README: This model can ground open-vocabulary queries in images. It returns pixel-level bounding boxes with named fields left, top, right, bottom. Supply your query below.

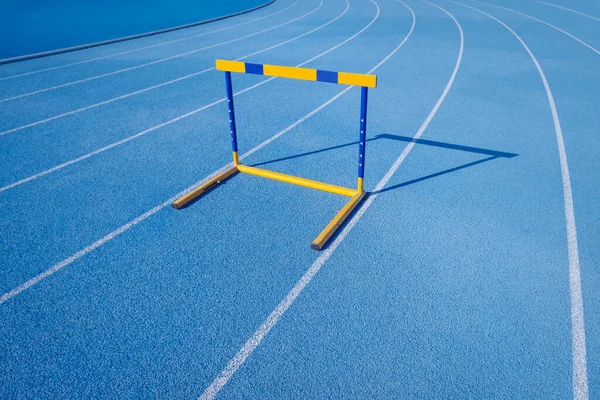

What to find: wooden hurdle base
left=171, top=163, right=366, bottom=250
left=171, top=165, right=239, bottom=210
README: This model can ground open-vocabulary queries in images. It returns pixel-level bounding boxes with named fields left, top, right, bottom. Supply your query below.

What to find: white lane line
left=451, top=3, right=588, bottom=399
left=533, top=0, right=600, bottom=23
left=0, top=1, right=299, bottom=82
left=0, top=0, right=348, bottom=137
left=199, top=0, right=450, bottom=397
left=0, top=0, right=355, bottom=192
left=471, top=0, right=600, bottom=56
left=0, top=0, right=381, bottom=304
left=0, top=0, right=324, bottom=103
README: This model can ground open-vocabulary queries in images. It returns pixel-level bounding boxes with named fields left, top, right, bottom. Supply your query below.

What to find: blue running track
left=1, top=0, right=599, bottom=398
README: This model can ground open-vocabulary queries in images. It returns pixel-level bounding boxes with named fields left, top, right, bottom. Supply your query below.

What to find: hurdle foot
left=311, top=190, right=366, bottom=250
left=171, top=165, right=238, bottom=209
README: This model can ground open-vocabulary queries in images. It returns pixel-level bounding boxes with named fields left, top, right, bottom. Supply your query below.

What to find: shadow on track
left=251, top=133, right=518, bottom=190
left=246, top=132, right=518, bottom=249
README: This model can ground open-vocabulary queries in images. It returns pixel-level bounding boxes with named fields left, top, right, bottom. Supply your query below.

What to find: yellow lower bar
left=311, top=190, right=366, bottom=250
left=237, top=164, right=357, bottom=197
left=171, top=165, right=238, bottom=209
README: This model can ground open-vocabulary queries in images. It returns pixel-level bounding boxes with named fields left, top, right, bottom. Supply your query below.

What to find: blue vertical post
left=357, top=86, right=368, bottom=192
left=225, top=71, right=239, bottom=165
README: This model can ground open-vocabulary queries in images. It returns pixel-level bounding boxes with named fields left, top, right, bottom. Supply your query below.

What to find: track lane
left=469, top=0, right=600, bottom=56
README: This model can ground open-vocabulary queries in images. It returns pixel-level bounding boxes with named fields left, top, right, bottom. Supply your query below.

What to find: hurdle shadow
left=249, top=134, right=517, bottom=250
left=370, top=134, right=518, bottom=194
left=252, top=133, right=518, bottom=182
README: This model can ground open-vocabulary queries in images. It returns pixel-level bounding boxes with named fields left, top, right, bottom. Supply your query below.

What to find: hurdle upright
left=172, top=60, right=377, bottom=250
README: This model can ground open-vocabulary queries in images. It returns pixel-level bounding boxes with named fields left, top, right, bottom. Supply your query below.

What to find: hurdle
left=172, top=59, right=376, bottom=250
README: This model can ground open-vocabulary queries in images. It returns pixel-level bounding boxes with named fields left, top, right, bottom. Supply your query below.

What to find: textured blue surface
left=0, top=0, right=268, bottom=59
left=1, top=0, right=599, bottom=398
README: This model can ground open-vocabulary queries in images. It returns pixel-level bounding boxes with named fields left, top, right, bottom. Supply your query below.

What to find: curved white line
left=533, top=0, right=600, bottom=23
left=471, top=0, right=600, bottom=56
left=0, top=0, right=353, bottom=192
left=0, top=0, right=380, bottom=304
left=0, top=1, right=300, bottom=82
left=452, top=2, right=588, bottom=399
left=0, top=0, right=324, bottom=103
left=199, top=0, right=449, bottom=397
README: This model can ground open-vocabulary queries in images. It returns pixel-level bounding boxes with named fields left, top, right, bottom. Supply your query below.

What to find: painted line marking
left=0, top=0, right=324, bottom=103
left=533, top=0, right=600, bottom=23
left=470, top=0, right=600, bottom=56
left=0, top=0, right=381, bottom=303
left=451, top=2, right=588, bottom=398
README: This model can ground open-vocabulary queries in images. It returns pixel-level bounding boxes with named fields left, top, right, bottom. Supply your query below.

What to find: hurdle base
left=311, top=190, right=366, bottom=251
left=172, top=162, right=365, bottom=250
left=171, top=165, right=238, bottom=209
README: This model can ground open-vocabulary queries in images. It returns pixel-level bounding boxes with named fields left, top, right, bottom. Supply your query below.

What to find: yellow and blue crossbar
left=172, top=60, right=376, bottom=250
left=216, top=59, right=377, bottom=88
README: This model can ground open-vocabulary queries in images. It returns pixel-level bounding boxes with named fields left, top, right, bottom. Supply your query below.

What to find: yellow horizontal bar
left=216, top=59, right=245, bottom=73
left=338, top=71, right=377, bottom=88
left=263, top=64, right=317, bottom=81
left=171, top=165, right=238, bottom=209
left=311, top=190, right=366, bottom=250
left=237, top=164, right=356, bottom=197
